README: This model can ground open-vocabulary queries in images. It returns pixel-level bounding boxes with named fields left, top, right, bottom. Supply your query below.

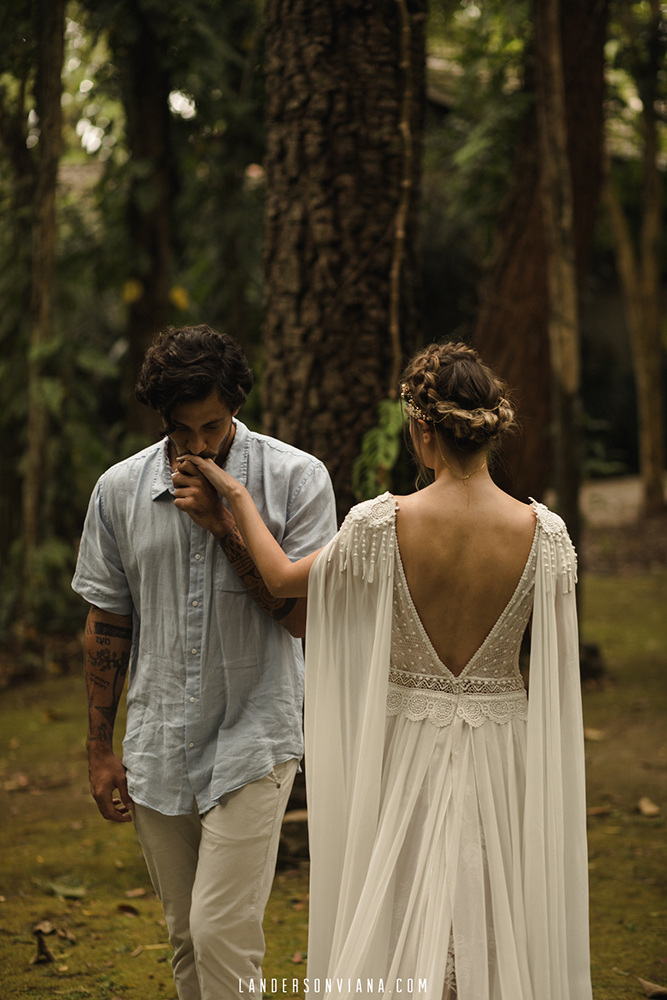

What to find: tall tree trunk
left=262, top=0, right=425, bottom=517
left=111, top=7, right=174, bottom=436
left=21, top=0, right=65, bottom=610
left=0, top=67, right=38, bottom=576
left=604, top=3, right=666, bottom=516
left=473, top=0, right=607, bottom=512
left=534, top=0, right=582, bottom=547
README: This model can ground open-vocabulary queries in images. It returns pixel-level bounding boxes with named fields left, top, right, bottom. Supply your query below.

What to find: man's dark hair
left=135, top=325, right=254, bottom=423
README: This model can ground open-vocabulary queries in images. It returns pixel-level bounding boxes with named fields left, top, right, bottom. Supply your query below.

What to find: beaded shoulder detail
left=530, top=498, right=577, bottom=594
left=327, top=492, right=397, bottom=582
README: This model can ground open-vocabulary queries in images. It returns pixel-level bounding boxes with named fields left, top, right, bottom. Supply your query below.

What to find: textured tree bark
left=603, top=4, right=666, bottom=515
left=534, top=0, right=582, bottom=548
left=21, top=0, right=65, bottom=607
left=262, top=0, right=425, bottom=517
left=473, top=0, right=607, bottom=511
left=111, top=8, right=174, bottom=436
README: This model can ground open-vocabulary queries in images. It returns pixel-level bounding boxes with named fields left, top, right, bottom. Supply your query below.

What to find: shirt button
left=191, top=648, right=197, bottom=655
left=188, top=742, right=194, bottom=749
left=192, top=600, right=199, bottom=607
left=189, top=697, right=195, bottom=703
left=194, top=554, right=201, bottom=561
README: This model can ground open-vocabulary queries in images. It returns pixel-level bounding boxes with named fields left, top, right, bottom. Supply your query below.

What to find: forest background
left=0, top=0, right=665, bottom=658
left=1, top=3, right=667, bottom=999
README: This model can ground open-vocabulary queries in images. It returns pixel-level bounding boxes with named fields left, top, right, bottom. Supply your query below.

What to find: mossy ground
left=1, top=574, right=666, bottom=999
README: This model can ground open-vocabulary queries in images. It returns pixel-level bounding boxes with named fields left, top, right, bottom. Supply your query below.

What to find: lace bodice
left=387, top=512, right=539, bottom=729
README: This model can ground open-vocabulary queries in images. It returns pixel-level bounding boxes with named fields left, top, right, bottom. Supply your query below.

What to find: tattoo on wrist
left=219, top=527, right=297, bottom=623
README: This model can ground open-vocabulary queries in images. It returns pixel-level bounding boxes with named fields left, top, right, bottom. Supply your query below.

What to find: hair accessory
left=400, top=383, right=429, bottom=421
left=401, top=382, right=505, bottom=424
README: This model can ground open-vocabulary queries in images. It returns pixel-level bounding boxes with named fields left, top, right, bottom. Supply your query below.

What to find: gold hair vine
left=401, top=382, right=504, bottom=424
left=400, top=383, right=429, bottom=421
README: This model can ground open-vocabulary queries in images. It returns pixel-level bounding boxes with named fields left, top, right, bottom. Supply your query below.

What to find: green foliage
left=352, top=400, right=405, bottom=501
left=422, top=0, right=532, bottom=340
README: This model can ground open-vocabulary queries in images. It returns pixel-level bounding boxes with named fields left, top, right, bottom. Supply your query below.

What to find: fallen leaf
left=57, top=964, right=68, bottom=972
left=33, top=920, right=55, bottom=935
left=118, top=903, right=139, bottom=916
left=292, top=951, right=303, bottom=964
left=69, top=821, right=83, bottom=831
left=638, top=978, right=667, bottom=998
left=638, top=797, right=661, bottom=817
left=29, top=930, right=55, bottom=964
left=125, top=887, right=146, bottom=898
left=48, top=882, right=86, bottom=900
left=104, top=960, right=115, bottom=968
left=139, top=943, right=171, bottom=951
left=114, top=860, right=125, bottom=870
left=283, top=809, right=308, bottom=823
left=130, top=946, right=143, bottom=957
left=0, top=896, right=6, bottom=902
left=4, top=773, right=29, bottom=792
left=8, top=737, right=19, bottom=749
left=584, top=728, right=606, bottom=742
left=587, top=805, right=612, bottom=817
left=57, top=926, right=77, bottom=943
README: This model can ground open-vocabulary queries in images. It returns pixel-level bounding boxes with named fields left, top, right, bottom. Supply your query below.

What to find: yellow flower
left=169, top=286, right=190, bottom=311
left=122, top=279, right=143, bottom=305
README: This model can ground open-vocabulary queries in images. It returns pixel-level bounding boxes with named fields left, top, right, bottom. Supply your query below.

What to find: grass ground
left=0, top=574, right=665, bottom=1000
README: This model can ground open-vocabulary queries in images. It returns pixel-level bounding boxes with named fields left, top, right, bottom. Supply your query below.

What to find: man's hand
left=172, top=461, right=234, bottom=538
left=88, top=743, right=133, bottom=823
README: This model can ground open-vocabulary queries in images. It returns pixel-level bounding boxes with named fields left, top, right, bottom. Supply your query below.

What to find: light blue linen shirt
left=72, top=419, right=337, bottom=816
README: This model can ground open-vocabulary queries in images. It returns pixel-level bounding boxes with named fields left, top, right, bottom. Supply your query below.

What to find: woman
left=179, top=343, right=592, bottom=1000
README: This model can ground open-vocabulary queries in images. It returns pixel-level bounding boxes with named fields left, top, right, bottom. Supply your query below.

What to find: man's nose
left=186, top=434, right=206, bottom=454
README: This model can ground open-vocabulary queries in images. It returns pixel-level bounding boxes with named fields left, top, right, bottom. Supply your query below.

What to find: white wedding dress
left=304, top=492, right=592, bottom=1000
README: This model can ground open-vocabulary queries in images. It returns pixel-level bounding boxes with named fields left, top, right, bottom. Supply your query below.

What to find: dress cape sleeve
left=304, top=493, right=397, bottom=981
left=524, top=502, right=592, bottom=999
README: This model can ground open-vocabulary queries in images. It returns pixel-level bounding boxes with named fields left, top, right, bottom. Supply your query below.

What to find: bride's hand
left=176, top=454, right=241, bottom=500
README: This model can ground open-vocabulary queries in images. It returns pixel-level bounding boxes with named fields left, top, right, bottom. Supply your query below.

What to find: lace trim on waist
left=386, top=680, right=528, bottom=729
left=388, top=666, right=525, bottom=695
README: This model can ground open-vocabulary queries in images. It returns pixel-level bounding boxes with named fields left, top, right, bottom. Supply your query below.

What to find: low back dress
left=305, top=492, right=592, bottom=1000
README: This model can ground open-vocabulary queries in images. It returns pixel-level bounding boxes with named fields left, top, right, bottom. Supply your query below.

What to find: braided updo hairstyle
left=401, top=342, right=515, bottom=456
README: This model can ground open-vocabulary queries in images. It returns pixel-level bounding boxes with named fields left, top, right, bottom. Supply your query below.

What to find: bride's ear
left=417, top=419, right=432, bottom=444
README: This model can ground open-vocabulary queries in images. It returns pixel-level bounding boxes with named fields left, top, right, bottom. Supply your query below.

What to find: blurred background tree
left=0, top=0, right=665, bottom=668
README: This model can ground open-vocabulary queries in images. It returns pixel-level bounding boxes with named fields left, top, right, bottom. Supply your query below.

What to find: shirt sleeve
left=282, top=461, right=338, bottom=562
left=71, top=477, right=134, bottom=616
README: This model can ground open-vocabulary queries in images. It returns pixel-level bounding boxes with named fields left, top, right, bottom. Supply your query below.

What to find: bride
left=177, top=342, right=592, bottom=1000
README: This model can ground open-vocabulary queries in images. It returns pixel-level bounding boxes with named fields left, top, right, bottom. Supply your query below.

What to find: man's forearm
left=219, top=525, right=304, bottom=635
left=85, top=607, right=133, bottom=751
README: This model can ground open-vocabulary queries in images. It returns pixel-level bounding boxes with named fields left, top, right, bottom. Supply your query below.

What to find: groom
left=72, top=325, right=337, bottom=999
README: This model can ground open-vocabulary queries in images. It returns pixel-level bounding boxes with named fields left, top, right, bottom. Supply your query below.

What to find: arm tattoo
left=85, top=613, right=132, bottom=747
left=219, top=525, right=297, bottom=623
left=94, top=621, right=133, bottom=640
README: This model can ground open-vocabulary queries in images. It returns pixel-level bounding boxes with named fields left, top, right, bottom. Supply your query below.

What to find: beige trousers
left=133, top=759, right=298, bottom=1000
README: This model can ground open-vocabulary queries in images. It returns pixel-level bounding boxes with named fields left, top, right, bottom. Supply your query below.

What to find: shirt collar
left=151, top=438, right=175, bottom=500
left=150, top=420, right=250, bottom=502
left=222, top=419, right=249, bottom=487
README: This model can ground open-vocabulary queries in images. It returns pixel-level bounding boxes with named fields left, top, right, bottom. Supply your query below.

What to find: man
left=72, top=325, right=337, bottom=1000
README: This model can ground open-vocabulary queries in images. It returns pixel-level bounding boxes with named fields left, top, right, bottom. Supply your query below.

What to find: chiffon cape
left=304, top=494, right=592, bottom=1000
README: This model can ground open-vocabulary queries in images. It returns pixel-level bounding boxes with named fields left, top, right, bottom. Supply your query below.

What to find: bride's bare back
left=395, top=478, right=536, bottom=677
